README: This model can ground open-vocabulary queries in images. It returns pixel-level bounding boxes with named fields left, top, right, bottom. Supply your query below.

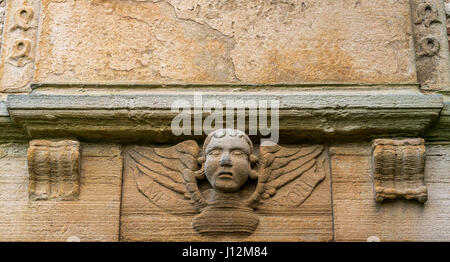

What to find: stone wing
left=127, top=140, right=204, bottom=213
left=258, top=144, right=328, bottom=207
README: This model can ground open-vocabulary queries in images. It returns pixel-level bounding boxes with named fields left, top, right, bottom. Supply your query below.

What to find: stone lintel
left=4, top=89, right=443, bottom=143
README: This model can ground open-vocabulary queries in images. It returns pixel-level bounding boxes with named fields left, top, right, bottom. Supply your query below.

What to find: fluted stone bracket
left=27, top=139, right=81, bottom=201
left=371, top=138, right=427, bottom=203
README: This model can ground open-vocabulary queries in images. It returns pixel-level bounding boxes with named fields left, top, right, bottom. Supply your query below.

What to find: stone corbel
left=27, top=139, right=81, bottom=201
left=371, top=138, right=427, bottom=203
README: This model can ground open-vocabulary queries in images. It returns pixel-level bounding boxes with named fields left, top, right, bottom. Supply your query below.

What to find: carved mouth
left=218, top=171, right=233, bottom=179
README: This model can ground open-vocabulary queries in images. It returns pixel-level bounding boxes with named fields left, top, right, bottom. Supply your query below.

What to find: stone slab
left=5, top=88, right=442, bottom=143
left=0, top=143, right=122, bottom=241
left=33, top=0, right=417, bottom=85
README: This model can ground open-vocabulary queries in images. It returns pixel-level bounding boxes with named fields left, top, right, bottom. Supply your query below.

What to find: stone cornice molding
left=1, top=88, right=443, bottom=143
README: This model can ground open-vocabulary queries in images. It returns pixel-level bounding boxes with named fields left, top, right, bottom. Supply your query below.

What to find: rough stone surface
left=34, top=0, right=417, bottom=85
left=331, top=143, right=450, bottom=241
left=0, top=143, right=122, bottom=241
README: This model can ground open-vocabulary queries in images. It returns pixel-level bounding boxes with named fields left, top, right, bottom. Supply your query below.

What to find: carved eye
left=208, top=149, right=221, bottom=156
left=231, top=150, right=245, bottom=156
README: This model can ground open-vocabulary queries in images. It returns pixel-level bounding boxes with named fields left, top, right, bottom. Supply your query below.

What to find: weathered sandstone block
left=0, top=143, right=122, bottom=241
left=33, top=0, right=417, bottom=85
left=331, top=143, right=450, bottom=241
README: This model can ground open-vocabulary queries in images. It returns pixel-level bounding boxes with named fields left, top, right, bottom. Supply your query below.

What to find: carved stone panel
left=371, top=138, right=427, bottom=203
left=411, top=0, right=450, bottom=91
left=0, top=0, right=40, bottom=93
left=27, top=139, right=81, bottom=201
left=120, top=129, right=332, bottom=241
left=0, top=0, right=5, bottom=46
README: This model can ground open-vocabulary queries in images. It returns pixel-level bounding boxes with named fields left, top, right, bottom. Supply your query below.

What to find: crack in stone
left=161, top=0, right=241, bottom=82
left=94, top=0, right=241, bottom=82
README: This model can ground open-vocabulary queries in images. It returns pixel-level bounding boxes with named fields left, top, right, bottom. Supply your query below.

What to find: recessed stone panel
left=120, top=138, right=333, bottom=241
left=34, top=0, right=417, bottom=85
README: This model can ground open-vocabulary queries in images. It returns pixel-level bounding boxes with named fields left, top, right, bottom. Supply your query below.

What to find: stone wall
left=0, top=0, right=449, bottom=242
left=1, top=142, right=449, bottom=241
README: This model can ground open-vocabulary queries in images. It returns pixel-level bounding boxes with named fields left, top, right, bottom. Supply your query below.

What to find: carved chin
left=213, top=179, right=241, bottom=193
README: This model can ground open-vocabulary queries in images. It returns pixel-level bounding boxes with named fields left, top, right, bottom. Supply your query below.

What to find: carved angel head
left=128, top=128, right=328, bottom=234
left=197, top=129, right=258, bottom=193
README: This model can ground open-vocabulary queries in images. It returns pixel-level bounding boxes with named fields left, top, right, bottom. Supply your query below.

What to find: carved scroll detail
left=371, top=138, right=427, bottom=203
left=9, top=39, right=32, bottom=67
left=411, top=0, right=450, bottom=91
left=11, top=6, right=34, bottom=31
left=417, top=36, right=440, bottom=57
left=415, top=2, right=441, bottom=27
left=27, top=140, right=81, bottom=201
left=0, top=1, right=40, bottom=93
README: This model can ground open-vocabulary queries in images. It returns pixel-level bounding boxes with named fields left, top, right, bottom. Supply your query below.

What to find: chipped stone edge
left=0, top=98, right=28, bottom=142
left=425, top=101, right=450, bottom=141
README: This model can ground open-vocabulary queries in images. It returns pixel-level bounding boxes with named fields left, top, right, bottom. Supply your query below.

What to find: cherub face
left=204, top=136, right=252, bottom=193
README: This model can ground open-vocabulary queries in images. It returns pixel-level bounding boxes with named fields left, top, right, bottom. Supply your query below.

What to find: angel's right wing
left=126, top=140, right=206, bottom=214
left=256, top=143, right=329, bottom=207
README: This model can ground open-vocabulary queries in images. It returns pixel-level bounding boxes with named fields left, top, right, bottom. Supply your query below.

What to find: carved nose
left=219, top=154, right=232, bottom=166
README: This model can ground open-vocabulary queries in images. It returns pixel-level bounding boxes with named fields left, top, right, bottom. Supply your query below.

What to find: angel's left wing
left=126, top=140, right=205, bottom=214
left=257, top=144, right=328, bottom=207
